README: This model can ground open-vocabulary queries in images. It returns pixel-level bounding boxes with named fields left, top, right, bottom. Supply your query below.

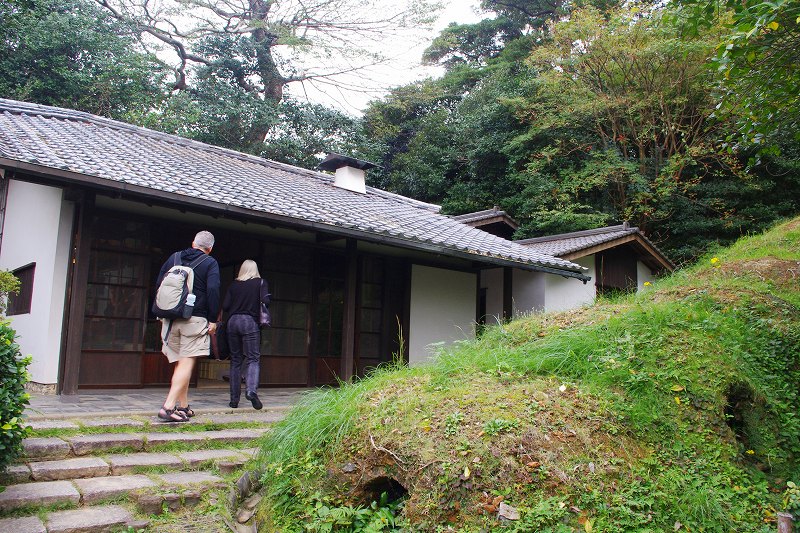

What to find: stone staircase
left=0, top=409, right=286, bottom=532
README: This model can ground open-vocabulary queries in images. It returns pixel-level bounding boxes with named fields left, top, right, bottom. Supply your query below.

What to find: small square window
left=7, top=263, right=35, bottom=315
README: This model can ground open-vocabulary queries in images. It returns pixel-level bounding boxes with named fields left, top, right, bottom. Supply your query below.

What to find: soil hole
left=724, top=382, right=755, bottom=447
left=361, top=476, right=408, bottom=505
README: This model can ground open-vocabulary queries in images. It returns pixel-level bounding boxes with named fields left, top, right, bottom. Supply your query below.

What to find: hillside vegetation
left=253, top=218, right=800, bottom=532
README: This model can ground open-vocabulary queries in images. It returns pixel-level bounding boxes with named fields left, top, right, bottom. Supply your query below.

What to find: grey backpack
left=152, top=252, right=209, bottom=320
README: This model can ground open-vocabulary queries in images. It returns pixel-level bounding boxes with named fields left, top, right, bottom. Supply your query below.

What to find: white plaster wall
left=479, top=268, right=504, bottom=326
left=544, top=256, right=596, bottom=312
left=408, top=265, right=476, bottom=365
left=512, top=269, right=546, bottom=317
left=637, top=260, right=655, bottom=290
left=0, top=180, right=74, bottom=384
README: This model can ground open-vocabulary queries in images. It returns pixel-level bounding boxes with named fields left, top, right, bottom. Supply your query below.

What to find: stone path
left=25, top=387, right=304, bottom=419
left=0, top=395, right=301, bottom=532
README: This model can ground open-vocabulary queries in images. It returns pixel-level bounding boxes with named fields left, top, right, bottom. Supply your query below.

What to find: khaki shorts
left=161, top=317, right=210, bottom=363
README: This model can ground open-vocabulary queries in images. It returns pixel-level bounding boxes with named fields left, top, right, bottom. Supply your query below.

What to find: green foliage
left=481, top=417, right=519, bottom=436
left=0, top=320, right=31, bottom=472
left=0, top=270, right=20, bottom=316
left=673, top=0, right=800, bottom=150
left=784, top=481, right=800, bottom=515
left=254, top=218, right=800, bottom=529
left=0, top=0, right=167, bottom=119
left=303, top=492, right=404, bottom=533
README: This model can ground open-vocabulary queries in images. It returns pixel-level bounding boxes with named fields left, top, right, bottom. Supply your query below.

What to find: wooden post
left=778, top=512, right=794, bottom=533
left=59, top=192, right=94, bottom=396
left=340, top=238, right=357, bottom=382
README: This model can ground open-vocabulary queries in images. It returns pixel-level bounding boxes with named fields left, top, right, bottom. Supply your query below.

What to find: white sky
left=286, top=0, right=486, bottom=114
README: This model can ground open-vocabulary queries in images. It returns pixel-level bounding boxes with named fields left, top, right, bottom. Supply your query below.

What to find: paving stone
left=178, top=449, right=246, bottom=467
left=46, top=504, right=139, bottom=533
left=0, top=480, right=80, bottom=512
left=29, top=457, right=110, bottom=481
left=0, top=463, right=31, bottom=483
left=22, top=437, right=71, bottom=459
left=183, top=489, right=202, bottom=507
left=203, top=412, right=284, bottom=424
left=157, top=471, right=225, bottom=488
left=219, top=460, right=246, bottom=475
left=163, top=492, right=181, bottom=512
left=107, top=451, right=183, bottom=474
left=79, top=417, right=145, bottom=429
left=68, top=433, right=143, bottom=456
left=136, top=493, right=164, bottom=515
left=143, top=432, right=205, bottom=447
left=26, top=419, right=79, bottom=431
left=201, top=428, right=266, bottom=443
left=73, top=474, right=156, bottom=504
left=0, top=515, right=46, bottom=533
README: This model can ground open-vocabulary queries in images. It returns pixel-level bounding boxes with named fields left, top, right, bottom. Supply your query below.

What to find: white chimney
left=317, top=153, right=378, bottom=194
left=334, top=165, right=367, bottom=194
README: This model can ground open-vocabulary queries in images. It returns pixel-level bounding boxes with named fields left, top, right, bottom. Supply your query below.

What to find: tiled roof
left=452, top=207, right=518, bottom=228
left=516, top=225, right=674, bottom=270
left=516, top=226, right=635, bottom=256
left=0, top=99, right=588, bottom=278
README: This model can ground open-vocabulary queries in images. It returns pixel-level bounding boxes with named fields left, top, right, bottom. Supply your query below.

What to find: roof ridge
left=0, top=98, right=438, bottom=211
left=515, top=224, right=634, bottom=244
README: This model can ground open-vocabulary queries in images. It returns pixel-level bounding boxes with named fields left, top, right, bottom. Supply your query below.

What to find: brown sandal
left=158, top=406, right=188, bottom=423
left=177, top=405, right=195, bottom=418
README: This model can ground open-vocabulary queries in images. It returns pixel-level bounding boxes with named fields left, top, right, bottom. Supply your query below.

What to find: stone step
left=10, top=448, right=254, bottom=483
left=25, top=409, right=286, bottom=431
left=21, top=428, right=269, bottom=460
left=0, top=470, right=227, bottom=512
left=0, top=504, right=148, bottom=533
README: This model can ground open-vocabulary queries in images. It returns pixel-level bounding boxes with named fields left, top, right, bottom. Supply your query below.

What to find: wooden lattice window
left=7, top=263, right=35, bottom=315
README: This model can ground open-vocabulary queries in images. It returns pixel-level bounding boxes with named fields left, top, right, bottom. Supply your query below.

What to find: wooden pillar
left=59, top=192, right=94, bottom=396
left=503, top=266, right=513, bottom=321
left=340, top=238, right=357, bottom=382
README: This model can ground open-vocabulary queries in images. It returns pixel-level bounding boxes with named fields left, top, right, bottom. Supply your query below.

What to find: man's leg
left=164, top=357, right=196, bottom=409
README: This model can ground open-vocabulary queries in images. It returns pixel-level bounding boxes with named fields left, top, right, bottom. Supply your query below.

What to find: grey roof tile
left=0, top=99, right=587, bottom=277
left=516, top=225, right=674, bottom=270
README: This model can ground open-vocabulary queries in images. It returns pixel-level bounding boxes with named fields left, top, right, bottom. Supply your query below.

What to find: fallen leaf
left=670, top=385, right=685, bottom=392
left=463, top=466, right=471, bottom=480
left=585, top=518, right=593, bottom=532
left=674, top=521, right=683, bottom=530
left=674, top=396, right=681, bottom=405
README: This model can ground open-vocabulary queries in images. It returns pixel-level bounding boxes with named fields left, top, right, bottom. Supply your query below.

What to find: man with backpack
left=153, top=230, right=220, bottom=422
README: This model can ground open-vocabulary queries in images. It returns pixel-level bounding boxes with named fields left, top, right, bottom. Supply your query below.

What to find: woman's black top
left=222, top=278, right=270, bottom=320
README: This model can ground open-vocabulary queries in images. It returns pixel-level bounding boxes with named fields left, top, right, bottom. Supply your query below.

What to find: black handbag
left=211, top=319, right=230, bottom=360
left=259, top=279, right=271, bottom=328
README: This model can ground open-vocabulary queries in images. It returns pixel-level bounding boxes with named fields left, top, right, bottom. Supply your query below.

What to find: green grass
left=251, top=218, right=800, bottom=531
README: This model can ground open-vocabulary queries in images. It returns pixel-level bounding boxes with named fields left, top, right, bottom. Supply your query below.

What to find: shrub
left=0, top=270, right=20, bottom=315
left=0, top=269, right=29, bottom=472
left=0, top=319, right=30, bottom=472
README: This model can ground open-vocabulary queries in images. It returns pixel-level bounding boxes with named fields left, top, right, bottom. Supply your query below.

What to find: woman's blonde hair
left=236, top=259, right=261, bottom=281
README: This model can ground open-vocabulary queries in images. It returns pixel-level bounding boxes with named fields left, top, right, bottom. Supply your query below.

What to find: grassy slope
left=254, top=218, right=800, bottom=532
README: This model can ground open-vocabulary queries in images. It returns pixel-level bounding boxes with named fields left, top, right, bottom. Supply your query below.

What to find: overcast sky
left=286, top=0, right=485, bottom=114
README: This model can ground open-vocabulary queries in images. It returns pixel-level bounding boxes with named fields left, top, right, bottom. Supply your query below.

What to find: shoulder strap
left=172, top=252, right=182, bottom=267
left=189, top=254, right=210, bottom=269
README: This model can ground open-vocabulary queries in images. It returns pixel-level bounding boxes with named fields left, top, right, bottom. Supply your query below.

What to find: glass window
left=82, top=317, right=143, bottom=351
left=89, top=252, right=147, bottom=285
left=85, top=285, right=145, bottom=318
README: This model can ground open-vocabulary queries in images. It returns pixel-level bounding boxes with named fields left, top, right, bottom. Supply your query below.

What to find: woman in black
left=222, top=260, right=270, bottom=409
